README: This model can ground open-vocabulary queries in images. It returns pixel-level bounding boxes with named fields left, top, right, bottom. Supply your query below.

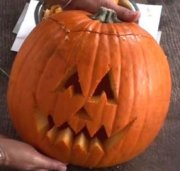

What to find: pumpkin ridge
left=127, top=36, right=169, bottom=158
left=125, top=39, right=150, bottom=159
left=111, top=32, right=136, bottom=135
left=105, top=27, right=137, bottom=163
left=8, top=24, right=52, bottom=120
left=122, top=21, right=138, bottom=135
left=9, top=23, right=61, bottom=135
left=13, top=43, right=59, bottom=140
left=113, top=32, right=149, bottom=162
left=89, top=29, right=112, bottom=97
left=108, top=23, right=121, bottom=99
left=77, top=22, right=102, bottom=97
left=35, top=45, right=67, bottom=113
left=129, top=31, right=150, bottom=157
left=108, top=24, right=122, bottom=135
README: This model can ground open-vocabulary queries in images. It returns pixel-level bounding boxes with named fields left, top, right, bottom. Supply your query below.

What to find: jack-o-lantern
left=8, top=7, right=171, bottom=168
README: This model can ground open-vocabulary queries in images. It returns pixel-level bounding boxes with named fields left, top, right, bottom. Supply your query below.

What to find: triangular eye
left=93, top=72, right=115, bottom=100
left=64, top=71, right=82, bottom=94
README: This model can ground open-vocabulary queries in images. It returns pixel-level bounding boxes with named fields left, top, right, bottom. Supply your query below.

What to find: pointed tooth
left=86, top=123, right=101, bottom=137
left=99, top=130, right=125, bottom=167
left=85, top=105, right=105, bottom=137
left=102, top=103, right=117, bottom=137
left=55, top=128, right=73, bottom=148
left=71, top=133, right=88, bottom=165
left=99, top=118, right=136, bottom=166
left=85, top=91, right=107, bottom=118
left=76, top=107, right=92, bottom=121
left=55, top=128, right=73, bottom=161
left=85, top=138, right=104, bottom=167
left=104, top=119, right=135, bottom=150
left=77, top=30, right=101, bottom=97
left=68, top=114, right=86, bottom=134
left=104, top=130, right=124, bottom=151
left=46, top=127, right=58, bottom=143
left=34, top=111, right=49, bottom=138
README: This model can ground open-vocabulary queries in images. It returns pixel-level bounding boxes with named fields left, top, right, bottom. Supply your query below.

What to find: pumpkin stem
left=91, top=7, right=121, bottom=23
left=91, top=0, right=139, bottom=23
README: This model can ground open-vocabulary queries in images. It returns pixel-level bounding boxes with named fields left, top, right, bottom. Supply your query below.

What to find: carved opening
left=93, top=73, right=115, bottom=100
left=94, top=126, right=108, bottom=141
left=47, top=115, right=55, bottom=130
left=58, top=122, right=70, bottom=130
left=75, top=127, right=108, bottom=141
left=64, top=72, right=82, bottom=94
left=79, top=127, right=91, bottom=139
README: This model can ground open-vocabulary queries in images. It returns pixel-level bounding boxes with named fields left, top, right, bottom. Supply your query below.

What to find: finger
left=116, top=6, right=141, bottom=22
left=101, top=1, right=140, bottom=22
left=34, top=155, right=67, bottom=171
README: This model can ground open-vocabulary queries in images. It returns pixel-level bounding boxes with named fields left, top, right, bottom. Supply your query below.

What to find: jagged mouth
left=35, top=112, right=136, bottom=153
left=47, top=115, right=111, bottom=142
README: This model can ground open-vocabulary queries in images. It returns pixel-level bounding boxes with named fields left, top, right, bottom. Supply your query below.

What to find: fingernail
left=135, top=11, right=141, bottom=21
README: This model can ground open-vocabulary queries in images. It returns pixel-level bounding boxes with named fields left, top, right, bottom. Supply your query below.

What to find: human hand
left=65, top=0, right=140, bottom=22
left=0, top=137, right=66, bottom=171
left=45, top=0, right=140, bottom=22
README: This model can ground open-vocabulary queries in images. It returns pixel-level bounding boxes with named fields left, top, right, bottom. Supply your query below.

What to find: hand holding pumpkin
left=0, top=137, right=66, bottom=171
left=45, top=0, right=140, bottom=22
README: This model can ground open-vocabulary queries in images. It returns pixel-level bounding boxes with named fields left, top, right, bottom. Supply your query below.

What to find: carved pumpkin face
left=8, top=9, right=171, bottom=168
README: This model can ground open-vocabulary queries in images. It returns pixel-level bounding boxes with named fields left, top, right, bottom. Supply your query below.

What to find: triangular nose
left=76, top=107, right=92, bottom=120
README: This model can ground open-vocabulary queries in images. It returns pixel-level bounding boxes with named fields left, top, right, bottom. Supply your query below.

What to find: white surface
left=11, top=1, right=163, bottom=52
left=137, top=3, right=162, bottom=42
left=11, top=0, right=38, bottom=51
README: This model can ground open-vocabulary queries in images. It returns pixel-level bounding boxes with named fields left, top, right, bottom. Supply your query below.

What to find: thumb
left=115, top=5, right=140, bottom=22
left=101, top=0, right=140, bottom=22
left=34, top=155, right=67, bottom=171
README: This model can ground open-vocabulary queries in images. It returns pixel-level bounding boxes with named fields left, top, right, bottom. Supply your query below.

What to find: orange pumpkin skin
left=8, top=10, right=171, bottom=168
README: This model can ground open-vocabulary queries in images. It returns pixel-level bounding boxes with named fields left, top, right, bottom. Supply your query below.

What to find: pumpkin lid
left=47, top=9, right=152, bottom=38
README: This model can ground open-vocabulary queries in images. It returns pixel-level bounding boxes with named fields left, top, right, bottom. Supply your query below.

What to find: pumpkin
left=7, top=7, right=171, bottom=168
